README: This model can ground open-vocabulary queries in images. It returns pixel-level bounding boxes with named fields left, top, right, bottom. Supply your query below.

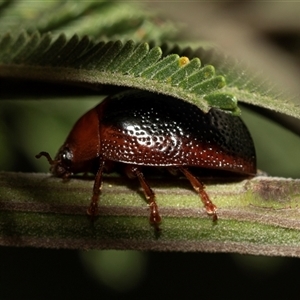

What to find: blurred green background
left=1, top=1, right=300, bottom=299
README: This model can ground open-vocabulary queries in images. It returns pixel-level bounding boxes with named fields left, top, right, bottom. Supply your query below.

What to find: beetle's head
left=36, top=102, right=102, bottom=177
left=35, top=146, right=73, bottom=178
left=36, top=142, right=99, bottom=177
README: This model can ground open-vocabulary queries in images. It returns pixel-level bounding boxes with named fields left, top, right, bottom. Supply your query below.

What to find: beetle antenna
left=35, top=151, right=56, bottom=165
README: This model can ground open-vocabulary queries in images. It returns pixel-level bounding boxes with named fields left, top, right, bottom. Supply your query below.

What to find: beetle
left=36, top=89, right=256, bottom=230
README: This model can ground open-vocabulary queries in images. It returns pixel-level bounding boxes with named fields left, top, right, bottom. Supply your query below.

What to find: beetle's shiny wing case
left=99, top=90, right=256, bottom=175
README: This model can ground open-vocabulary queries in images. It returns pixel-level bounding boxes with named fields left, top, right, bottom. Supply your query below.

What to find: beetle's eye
left=61, top=148, right=73, bottom=167
left=50, top=147, right=73, bottom=177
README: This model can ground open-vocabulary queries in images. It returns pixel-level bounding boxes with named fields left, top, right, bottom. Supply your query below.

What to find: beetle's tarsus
left=87, top=200, right=99, bottom=217
left=180, top=167, right=219, bottom=222
left=130, top=166, right=163, bottom=229
left=149, top=201, right=162, bottom=230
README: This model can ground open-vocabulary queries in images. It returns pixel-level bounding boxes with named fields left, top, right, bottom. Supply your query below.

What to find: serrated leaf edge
left=0, top=31, right=238, bottom=113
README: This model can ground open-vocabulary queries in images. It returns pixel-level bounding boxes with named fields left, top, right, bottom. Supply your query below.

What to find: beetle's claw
left=205, top=203, right=218, bottom=222
left=211, top=212, right=218, bottom=222
left=149, top=202, right=162, bottom=230
left=87, top=202, right=99, bottom=217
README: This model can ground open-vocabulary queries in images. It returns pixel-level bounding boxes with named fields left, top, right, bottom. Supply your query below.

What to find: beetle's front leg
left=87, top=160, right=105, bottom=217
left=126, top=165, right=161, bottom=230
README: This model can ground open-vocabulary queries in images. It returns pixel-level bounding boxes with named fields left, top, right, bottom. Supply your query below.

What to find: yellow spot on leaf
left=179, top=56, right=189, bottom=67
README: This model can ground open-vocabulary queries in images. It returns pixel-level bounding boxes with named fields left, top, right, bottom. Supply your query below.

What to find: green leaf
left=192, top=47, right=300, bottom=119
left=2, top=172, right=300, bottom=257
left=0, top=31, right=237, bottom=113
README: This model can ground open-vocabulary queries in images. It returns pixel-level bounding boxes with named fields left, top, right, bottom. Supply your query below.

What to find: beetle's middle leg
left=126, top=165, right=161, bottom=230
left=179, top=167, right=218, bottom=222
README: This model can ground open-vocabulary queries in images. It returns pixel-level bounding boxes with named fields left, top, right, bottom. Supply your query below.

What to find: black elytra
left=100, top=90, right=256, bottom=174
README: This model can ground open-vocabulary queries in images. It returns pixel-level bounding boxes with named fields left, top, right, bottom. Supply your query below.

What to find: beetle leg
left=127, top=166, right=161, bottom=230
left=87, top=159, right=105, bottom=217
left=179, top=167, right=218, bottom=222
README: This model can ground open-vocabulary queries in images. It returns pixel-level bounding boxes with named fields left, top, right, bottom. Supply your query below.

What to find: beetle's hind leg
left=179, top=167, right=218, bottom=222
left=126, top=165, right=161, bottom=230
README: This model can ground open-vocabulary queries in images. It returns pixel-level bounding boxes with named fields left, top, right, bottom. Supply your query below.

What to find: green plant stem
left=1, top=172, right=300, bottom=256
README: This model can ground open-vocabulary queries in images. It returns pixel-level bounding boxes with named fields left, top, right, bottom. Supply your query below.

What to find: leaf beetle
left=36, top=89, right=256, bottom=230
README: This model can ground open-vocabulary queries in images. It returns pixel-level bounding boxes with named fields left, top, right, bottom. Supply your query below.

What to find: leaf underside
left=0, top=30, right=299, bottom=118
left=0, top=31, right=239, bottom=114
